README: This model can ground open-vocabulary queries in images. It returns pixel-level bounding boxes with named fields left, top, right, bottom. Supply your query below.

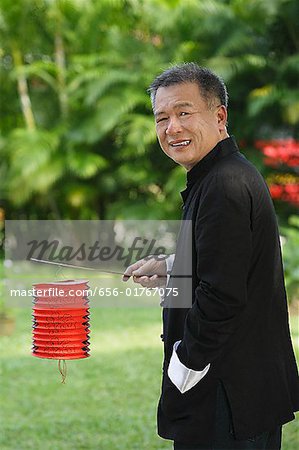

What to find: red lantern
left=32, top=280, right=90, bottom=382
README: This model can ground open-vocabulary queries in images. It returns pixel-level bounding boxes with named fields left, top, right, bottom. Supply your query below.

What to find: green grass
left=0, top=308, right=298, bottom=449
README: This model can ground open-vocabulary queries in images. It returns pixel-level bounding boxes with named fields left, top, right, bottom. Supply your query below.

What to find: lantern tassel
left=58, top=359, right=67, bottom=384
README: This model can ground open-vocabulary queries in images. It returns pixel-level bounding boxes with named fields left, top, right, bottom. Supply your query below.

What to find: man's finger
left=122, top=260, right=146, bottom=281
left=122, top=274, right=131, bottom=282
left=133, top=275, right=147, bottom=283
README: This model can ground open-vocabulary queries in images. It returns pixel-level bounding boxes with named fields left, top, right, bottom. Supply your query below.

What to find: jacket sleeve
left=176, top=169, right=253, bottom=371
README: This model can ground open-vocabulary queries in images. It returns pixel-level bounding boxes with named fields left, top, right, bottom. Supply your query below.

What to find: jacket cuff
left=167, top=340, right=210, bottom=393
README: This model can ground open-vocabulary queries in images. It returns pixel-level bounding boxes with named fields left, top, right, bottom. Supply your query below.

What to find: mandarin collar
left=181, top=136, right=239, bottom=202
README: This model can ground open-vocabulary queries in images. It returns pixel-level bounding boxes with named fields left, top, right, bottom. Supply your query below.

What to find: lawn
left=1, top=305, right=298, bottom=449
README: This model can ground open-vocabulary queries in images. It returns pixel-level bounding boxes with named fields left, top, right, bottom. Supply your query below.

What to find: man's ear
left=217, top=105, right=227, bottom=131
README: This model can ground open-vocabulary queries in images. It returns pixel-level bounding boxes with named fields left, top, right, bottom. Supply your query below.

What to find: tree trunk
left=12, top=45, right=36, bottom=130
left=54, top=31, right=68, bottom=118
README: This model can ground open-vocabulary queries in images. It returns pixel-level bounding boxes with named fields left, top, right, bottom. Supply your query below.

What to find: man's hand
left=122, top=256, right=167, bottom=288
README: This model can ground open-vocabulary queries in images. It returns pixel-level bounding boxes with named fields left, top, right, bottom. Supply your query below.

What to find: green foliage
left=0, top=0, right=298, bottom=221
left=281, top=215, right=299, bottom=302
left=4, top=128, right=62, bottom=204
left=67, top=150, right=107, bottom=178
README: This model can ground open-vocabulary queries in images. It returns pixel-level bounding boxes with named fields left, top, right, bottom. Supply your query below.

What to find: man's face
left=154, top=82, right=227, bottom=170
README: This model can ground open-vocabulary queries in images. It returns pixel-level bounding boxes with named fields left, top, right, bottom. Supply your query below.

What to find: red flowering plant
left=255, top=139, right=299, bottom=208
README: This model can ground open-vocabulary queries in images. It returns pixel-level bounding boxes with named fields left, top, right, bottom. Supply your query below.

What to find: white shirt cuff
left=166, top=253, right=175, bottom=286
left=167, top=340, right=210, bottom=393
left=159, top=254, right=175, bottom=306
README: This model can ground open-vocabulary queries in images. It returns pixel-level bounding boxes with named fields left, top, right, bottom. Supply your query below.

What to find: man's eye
left=180, top=112, right=189, bottom=117
left=157, top=117, right=167, bottom=123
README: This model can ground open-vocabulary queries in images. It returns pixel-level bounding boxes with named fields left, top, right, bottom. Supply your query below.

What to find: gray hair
left=148, top=62, right=228, bottom=110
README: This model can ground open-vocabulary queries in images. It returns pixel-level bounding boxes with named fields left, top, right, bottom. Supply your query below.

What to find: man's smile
left=169, top=139, right=191, bottom=148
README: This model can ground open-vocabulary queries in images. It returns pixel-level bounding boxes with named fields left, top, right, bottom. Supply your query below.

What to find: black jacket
left=158, top=136, right=299, bottom=445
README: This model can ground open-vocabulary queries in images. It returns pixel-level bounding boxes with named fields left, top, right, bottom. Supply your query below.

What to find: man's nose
left=166, top=116, right=182, bottom=135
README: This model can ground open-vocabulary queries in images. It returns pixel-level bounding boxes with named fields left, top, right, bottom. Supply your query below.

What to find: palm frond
left=67, top=150, right=108, bottom=178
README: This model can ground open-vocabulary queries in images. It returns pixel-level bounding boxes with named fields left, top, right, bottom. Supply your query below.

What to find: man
left=123, top=63, right=299, bottom=449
